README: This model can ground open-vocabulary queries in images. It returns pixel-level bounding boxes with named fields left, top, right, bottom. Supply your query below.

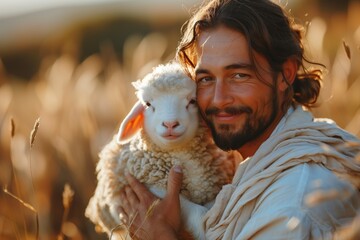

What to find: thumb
left=166, top=165, right=183, bottom=199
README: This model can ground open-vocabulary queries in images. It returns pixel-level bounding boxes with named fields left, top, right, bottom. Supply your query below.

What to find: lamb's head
left=117, top=62, right=199, bottom=150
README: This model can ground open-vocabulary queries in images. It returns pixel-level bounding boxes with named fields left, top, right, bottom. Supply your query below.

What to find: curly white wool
left=85, top=62, right=239, bottom=239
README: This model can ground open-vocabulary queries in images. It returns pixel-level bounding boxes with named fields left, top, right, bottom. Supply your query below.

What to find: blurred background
left=0, top=0, right=359, bottom=239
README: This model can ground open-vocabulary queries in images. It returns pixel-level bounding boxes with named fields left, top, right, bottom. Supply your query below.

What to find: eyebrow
left=195, top=63, right=254, bottom=75
left=225, top=63, right=254, bottom=70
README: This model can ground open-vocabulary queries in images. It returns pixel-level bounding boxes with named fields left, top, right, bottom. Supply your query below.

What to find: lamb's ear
left=117, top=101, right=145, bottom=144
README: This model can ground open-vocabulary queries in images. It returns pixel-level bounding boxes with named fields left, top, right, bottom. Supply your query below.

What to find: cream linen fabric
left=203, top=105, right=360, bottom=240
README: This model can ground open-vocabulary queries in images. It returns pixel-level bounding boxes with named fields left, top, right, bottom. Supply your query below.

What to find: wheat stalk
left=57, top=183, right=75, bottom=240
left=7, top=117, right=29, bottom=238
left=10, top=117, right=15, bottom=138
left=30, top=118, right=40, bottom=148
left=2, top=188, right=37, bottom=213
left=29, top=117, right=41, bottom=240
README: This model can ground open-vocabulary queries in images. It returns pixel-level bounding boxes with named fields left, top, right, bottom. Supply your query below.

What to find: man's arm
left=236, top=207, right=312, bottom=240
left=234, top=163, right=360, bottom=240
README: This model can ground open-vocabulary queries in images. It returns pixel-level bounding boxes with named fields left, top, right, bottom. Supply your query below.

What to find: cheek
left=196, top=88, right=210, bottom=111
left=253, top=90, right=276, bottom=115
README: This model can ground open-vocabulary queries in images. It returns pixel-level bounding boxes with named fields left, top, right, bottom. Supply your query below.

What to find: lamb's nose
left=162, top=121, right=180, bottom=129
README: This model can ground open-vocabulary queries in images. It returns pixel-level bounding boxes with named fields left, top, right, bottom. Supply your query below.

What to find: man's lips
left=205, top=106, right=251, bottom=123
left=213, top=112, right=242, bottom=122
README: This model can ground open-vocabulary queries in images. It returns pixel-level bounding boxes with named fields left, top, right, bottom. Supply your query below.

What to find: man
left=118, top=0, right=360, bottom=239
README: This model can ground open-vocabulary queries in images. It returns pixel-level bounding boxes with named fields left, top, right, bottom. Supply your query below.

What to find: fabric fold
left=203, top=105, right=360, bottom=239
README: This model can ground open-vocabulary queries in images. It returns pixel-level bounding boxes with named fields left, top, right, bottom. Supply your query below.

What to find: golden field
left=0, top=1, right=359, bottom=239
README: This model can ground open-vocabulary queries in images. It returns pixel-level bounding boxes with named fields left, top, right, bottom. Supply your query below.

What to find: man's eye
left=201, top=77, right=212, bottom=82
left=233, top=73, right=250, bottom=79
left=196, top=76, right=213, bottom=84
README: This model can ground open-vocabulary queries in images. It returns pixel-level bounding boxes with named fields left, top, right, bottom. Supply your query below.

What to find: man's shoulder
left=254, top=163, right=360, bottom=228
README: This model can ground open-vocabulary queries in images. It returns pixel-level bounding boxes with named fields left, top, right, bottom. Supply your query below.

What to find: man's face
left=194, top=25, right=281, bottom=151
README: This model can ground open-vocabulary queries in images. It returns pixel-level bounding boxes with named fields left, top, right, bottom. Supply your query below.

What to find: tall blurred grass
left=0, top=2, right=359, bottom=239
left=0, top=29, right=177, bottom=239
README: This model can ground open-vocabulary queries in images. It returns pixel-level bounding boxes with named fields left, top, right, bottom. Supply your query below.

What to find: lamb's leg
left=108, top=196, right=122, bottom=224
left=179, top=195, right=207, bottom=240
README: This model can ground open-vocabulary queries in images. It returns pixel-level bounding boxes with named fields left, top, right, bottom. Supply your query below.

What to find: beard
left=203, top=93, right=278, bottom=151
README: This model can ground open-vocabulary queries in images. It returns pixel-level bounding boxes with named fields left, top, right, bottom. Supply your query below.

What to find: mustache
left=205, top=106, right=252, bottom=116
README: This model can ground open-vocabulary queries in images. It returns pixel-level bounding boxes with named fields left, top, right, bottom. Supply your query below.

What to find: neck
left=238, top=109, right=286, bottom=159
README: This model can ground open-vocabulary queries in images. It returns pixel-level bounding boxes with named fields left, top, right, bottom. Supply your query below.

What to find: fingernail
left=173, top=165, right=182, bottom=173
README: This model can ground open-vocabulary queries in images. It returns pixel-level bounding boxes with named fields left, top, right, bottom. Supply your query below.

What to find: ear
left=117, top=101, right=145, bottom=144
left=278, top=57, right=298, bottom=91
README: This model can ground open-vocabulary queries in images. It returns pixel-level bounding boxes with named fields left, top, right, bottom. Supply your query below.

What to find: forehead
left=194, top=25, right=270, bottom=73
left=198, top=26, right=247, bottom=48
left=195, top=26, right=250, bottom=64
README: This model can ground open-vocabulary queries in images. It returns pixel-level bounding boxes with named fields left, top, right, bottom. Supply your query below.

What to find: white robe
left=203, top=106, right=360, bottom=239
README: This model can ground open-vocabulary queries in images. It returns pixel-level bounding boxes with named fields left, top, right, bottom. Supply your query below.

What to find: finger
left=125, top=173, right=152, bottom=202
left=125, top=185, right=140, bottom=205
left=121, top=198, right=130, bottom=214
left=125, top=187, right=140, bottom=218
left=166, top=165, right=183, bottom=201
left=120, top=187, right=133, bottom=212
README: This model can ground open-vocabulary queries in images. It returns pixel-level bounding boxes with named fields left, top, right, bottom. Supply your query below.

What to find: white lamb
left=85, top=62, right=239, bottom=239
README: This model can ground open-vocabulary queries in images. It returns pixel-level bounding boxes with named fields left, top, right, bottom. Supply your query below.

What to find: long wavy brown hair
left=177, top=0, right=324, bottom=110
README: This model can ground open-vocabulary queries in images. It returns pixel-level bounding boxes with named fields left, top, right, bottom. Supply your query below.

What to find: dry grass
left=0, top=30, right=175, bottom=239
left=0, top=4, right=359, bottom=240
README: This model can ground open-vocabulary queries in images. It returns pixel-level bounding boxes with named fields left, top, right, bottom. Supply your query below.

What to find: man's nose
left=212, top=80, right=232, bottom=106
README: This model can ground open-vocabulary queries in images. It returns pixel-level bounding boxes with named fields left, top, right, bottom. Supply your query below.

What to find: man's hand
left=118, top=165, right=183, bottom=240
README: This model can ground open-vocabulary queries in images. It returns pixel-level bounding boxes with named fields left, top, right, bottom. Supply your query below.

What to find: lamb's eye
left=189, top=99, right=196, bottom=105
left=186, top=98, right=197, bottom=109
left=145, top=101, right=155, bottom=111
